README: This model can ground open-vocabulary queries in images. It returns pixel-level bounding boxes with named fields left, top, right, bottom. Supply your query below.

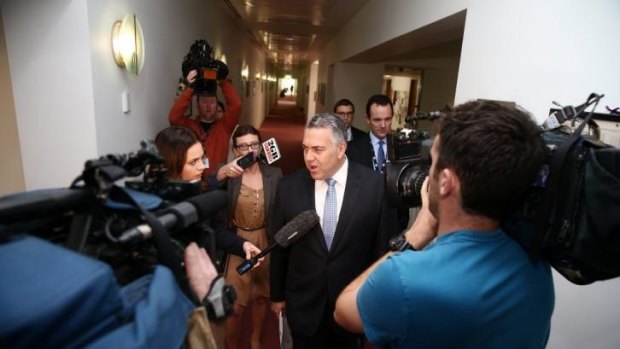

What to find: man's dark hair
left=435, top=100, right=545, bottom=220
left=334, top=98, right=355, bottom=113
left=365, top=94, right=393, bottom=117
left=217, top=100, right=225, bottom=112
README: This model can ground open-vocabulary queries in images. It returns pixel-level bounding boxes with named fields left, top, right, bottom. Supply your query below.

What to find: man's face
left=197, top=96, right=217, bottom=122
left=302, top=127, right=346, bottom=180
left=427, top=135, right=440, bottom=218
left=366, top=103, right=393, bottom=139
left=335, top=105, right=354, bottom=128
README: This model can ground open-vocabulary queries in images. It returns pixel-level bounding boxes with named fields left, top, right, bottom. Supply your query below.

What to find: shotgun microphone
left=236, top=210, right=319, bottom=275
left=117, top=190, right=228, bottom=244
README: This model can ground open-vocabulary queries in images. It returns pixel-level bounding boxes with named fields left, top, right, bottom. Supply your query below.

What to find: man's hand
left=184, top=242, right=218, bottom=301
left=186, top=69, right=198, bottom=85
left=405, top=177, right=438, bottom=249
left=271, top=301, right=286, bottom=316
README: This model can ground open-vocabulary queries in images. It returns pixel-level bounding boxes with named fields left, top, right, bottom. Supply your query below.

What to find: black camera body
left=385, top=114, right=436, bottom=207
left=182, top=39, right=228, bottom=83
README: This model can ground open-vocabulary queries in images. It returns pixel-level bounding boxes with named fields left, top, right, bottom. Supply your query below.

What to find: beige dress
left=224, top=183, right=270, bottom=306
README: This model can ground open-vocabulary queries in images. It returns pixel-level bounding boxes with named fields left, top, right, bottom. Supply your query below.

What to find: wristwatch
left=388, top=233, right=417, bottom=252
left=201, top=275, right=237, bottom=321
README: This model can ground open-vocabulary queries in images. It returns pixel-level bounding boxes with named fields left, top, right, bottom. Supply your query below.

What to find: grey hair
left=306, top=112, right=347, bottom=145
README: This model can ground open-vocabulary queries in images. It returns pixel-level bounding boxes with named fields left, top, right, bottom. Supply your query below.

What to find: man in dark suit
left=334, top=98, right=366, bottom=142
left=269, top=113, right=398, bottom=349
left=347, top=95, right=410, bottom=230
left=346, top=94, right=393, bottom=172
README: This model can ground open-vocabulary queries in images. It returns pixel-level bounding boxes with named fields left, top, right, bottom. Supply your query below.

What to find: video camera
left=386, top=94, right=620, bottom=285
left=0, top=140, right=219, bottom=284
left=384, top=112, right=442, bottom=207
left=182, top=39, right=228, bottom=86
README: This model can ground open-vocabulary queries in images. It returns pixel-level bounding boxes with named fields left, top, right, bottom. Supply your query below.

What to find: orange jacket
left=168, top=80, right=241, bottom=175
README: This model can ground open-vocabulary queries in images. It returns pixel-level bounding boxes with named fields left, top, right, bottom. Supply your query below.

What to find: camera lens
left=399, top=165, right=429, bottom=206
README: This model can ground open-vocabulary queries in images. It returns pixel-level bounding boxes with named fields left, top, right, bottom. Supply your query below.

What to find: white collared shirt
left=314, top=158, right=349, bottom=231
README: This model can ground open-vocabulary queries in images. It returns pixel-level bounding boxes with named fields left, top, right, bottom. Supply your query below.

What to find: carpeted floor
left=259, top=96, right=307, bottom=176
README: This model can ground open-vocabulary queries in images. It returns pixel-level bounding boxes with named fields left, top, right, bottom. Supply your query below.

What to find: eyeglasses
left=235, top=142, right=261, bottom=151
left=186, top=156, right=208, bottom=168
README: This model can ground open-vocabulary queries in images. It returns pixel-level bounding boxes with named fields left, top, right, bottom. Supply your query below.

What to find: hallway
left=259, top=96, right=307, bottom=176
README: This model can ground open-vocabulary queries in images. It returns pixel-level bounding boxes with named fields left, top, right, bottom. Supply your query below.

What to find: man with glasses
left=346, top=94, right=393, bottom=173
left=334, top=99, right=366, bottom=142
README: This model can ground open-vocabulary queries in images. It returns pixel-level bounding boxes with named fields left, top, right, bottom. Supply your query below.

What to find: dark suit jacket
left=269, top=161, right=398, bottom=336
left=346, top=134, right=375, bottom=170
left=349, top=126, right=366, bottom=142
left=346, top=134, right=411, bottom=231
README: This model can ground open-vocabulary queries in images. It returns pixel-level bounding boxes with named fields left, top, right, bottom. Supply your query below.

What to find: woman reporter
left=216, top=125, right=282, bottom=349
left=154, top=126, right=261, bottom=262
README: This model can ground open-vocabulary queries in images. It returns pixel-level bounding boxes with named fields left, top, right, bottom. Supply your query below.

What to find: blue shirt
left=357, top=229, right=554, bottom=349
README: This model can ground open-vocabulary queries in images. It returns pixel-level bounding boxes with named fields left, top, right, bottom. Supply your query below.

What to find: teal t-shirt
left=357, top=230, right=554, bottom=349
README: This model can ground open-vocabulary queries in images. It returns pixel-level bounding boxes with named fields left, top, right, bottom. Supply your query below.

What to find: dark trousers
left=291, top=305, right=362, bottom=349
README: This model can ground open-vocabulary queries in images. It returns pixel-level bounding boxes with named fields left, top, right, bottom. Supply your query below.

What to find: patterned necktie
left=376, top=140, right=386, bottom=173
left=323, top=178, right=337, bottom=250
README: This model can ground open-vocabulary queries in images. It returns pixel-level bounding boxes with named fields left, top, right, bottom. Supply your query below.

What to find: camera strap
left=533, top=94, right=602, bottom=252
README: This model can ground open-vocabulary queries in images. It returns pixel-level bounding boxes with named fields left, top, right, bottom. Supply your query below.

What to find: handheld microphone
left=117, top=190, right=228, bottom=244
left=236, top=210, right=319, bottom=275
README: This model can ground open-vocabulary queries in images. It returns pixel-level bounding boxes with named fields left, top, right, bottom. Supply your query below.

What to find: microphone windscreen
left=274, top=210, right=319, bottom=247
left=187, top=190, right=229, bottom=220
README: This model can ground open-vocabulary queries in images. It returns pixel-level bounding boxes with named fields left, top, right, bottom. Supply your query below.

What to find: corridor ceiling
left=220, top=0, right=369, bottom=71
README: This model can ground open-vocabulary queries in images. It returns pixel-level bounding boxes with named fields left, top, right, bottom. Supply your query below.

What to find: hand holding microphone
left=236, top=210, right=319, bottom=275
left=217, top=137, right=282, bottom=182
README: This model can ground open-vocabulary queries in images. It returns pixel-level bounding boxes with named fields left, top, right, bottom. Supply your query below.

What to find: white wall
left=455, top=0, right=620, bottom=122
left=306, top=62, right=319, bottom=119
left=2, top=0, right=268, bottom=190
left=322, top=1, right=620, bottom=348
left=2, top=0, right=98, bottom=190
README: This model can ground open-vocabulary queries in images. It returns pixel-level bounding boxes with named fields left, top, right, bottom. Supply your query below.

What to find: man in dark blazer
left=347, top=94, right=410, bottom=230
left=334, top=98, right=366, bottom=141
left=269, top=112, right=398, bottom=349
left=346, top=94, right=394, bottom=172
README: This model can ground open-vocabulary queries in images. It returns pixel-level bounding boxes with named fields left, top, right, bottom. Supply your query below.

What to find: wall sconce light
left=241, top=65, right=249, bottom=80
left=111, top=14, right=145, bottom=75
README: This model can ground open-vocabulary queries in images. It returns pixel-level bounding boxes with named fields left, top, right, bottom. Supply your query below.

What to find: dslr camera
left=385, top=112, right=442, bottom=207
